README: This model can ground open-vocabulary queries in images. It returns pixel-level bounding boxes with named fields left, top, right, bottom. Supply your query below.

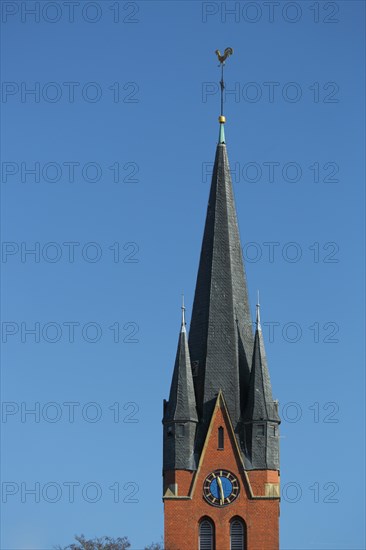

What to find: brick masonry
left=163, top=396, right=280, bottom=550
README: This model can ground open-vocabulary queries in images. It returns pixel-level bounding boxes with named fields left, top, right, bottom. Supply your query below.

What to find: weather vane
left=215, top=47, right=234, bottom=121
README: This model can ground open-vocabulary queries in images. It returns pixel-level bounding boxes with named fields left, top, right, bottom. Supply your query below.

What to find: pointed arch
left=230, top=516, right=246, bottom=550
left=218, top=425, right=224, bottom=449
left=199, top=516, right=215, bottom=550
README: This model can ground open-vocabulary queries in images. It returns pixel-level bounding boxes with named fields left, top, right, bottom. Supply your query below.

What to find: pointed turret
left=188, top=120, right=253, bottom=452
left=243, top=299, right=280, bottom=470
left=163, top=300, right=198, bottom=471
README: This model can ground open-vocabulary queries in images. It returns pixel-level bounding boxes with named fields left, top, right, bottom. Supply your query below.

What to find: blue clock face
left=210, top=476, right=233, bottom=499
left=203, top=470, right=240, bottom=507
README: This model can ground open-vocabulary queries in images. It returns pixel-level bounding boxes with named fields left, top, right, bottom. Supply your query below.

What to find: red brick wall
left=164, top=400, right=280, bottom=550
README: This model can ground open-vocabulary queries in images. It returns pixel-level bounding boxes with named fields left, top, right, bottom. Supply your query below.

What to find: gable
left=189, top=391, right=251, bottom=500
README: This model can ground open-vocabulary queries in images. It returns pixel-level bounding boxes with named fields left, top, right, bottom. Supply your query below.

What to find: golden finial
left=215, top=48, right=233, bottom=141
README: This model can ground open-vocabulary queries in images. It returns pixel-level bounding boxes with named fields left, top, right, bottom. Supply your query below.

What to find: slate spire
left=163, top=302, right=198, bottom=471
left=243, top=299, right=280, bottom=469
left=163, top=49, right=280, bottom=479
left=188, top=117, right=253, bottom=451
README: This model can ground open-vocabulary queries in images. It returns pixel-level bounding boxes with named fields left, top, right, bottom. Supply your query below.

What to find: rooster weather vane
left=215, top=47, right=234, bottom=119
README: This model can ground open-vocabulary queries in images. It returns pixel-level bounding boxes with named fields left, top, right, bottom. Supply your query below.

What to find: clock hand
left=216, top=475, right=225, bottom=505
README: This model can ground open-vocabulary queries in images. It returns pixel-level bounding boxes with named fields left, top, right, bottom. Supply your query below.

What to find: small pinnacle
left=256, top=290, right=261, bottom=330
left=181, top=294, right=186, bottom=333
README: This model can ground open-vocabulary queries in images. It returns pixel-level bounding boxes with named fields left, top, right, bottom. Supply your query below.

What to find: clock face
left=203, top=470, right=240, bottom=507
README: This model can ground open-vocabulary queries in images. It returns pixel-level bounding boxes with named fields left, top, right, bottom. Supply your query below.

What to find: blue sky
left=1, top=1, right=365, bottom=548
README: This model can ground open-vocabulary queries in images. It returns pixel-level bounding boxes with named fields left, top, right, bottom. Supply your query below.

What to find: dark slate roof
left=188, top=140, right=253, bottom=444
left=165, top=319, right=198, bottom=423
left=243, top=308, right=280, bottom=423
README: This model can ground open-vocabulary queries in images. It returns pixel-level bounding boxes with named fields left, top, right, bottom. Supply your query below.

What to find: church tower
left=162, top=49, right=281, bottom=550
